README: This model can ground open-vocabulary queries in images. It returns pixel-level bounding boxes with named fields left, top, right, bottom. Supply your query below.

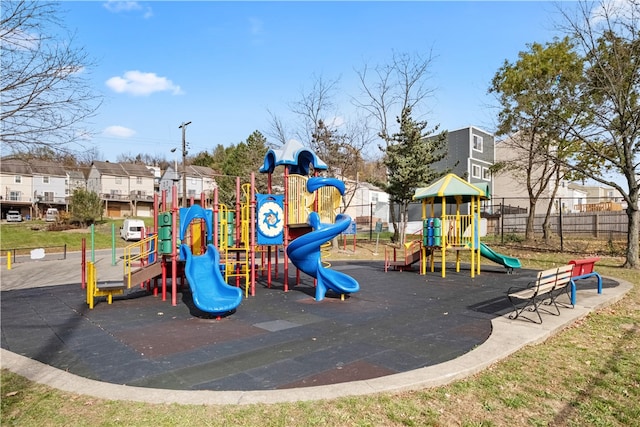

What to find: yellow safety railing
left=86, top=261, right=124, bottom=309
left=240, top=183, right=251, bottom=248
left=218, top=203, right=229, bottom=250
left=287, top=174, right=313, bottom=224
left=316, top=185, right=342, bottom=223
left=224, top=247, right=250, bottom=297
left=123, top=233, right=158, bottom=288
left=441, top=214, right=474, bottom=248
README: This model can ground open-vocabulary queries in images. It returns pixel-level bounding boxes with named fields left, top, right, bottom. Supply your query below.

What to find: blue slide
left=287, top=212, right=360, bottom=301
left=178, top=204, right=241, bottom=314
left=180, top=243, right=243, bottom=315
left=478, top=242, right=522, bottom=272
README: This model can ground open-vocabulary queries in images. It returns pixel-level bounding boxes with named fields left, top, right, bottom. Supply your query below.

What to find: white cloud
left=327, top=116, right=345, bottom=128
left=249, top=17, right=264, bottom=35
left=103, top=125, right=136, bottom=138
left=105, top=71, right=184, bottom=96
left=590, top=0, right=636, bottom=26
left=103, top=1, right=142, bottom=13
left=248, top=17, right=266, bottom=45
left=103, top=1, right=153, bottom=18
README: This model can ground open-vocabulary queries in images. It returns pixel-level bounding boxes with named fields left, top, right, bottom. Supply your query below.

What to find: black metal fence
left=1, top=244, right=68, bottom=264
left=347, top=197, right=633, bottom=255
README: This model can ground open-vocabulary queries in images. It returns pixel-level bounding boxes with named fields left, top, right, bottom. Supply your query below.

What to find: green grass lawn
left=0, top=219, right=154, bottom=254
left=1, top=227, right=639, bottom=426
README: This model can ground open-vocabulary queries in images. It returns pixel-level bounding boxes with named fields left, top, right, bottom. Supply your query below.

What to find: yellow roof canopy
left=413, top=174, right=489, bottom=204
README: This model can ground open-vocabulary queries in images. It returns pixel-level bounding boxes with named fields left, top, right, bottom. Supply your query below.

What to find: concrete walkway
left=0, top=249, right=631, bottom=405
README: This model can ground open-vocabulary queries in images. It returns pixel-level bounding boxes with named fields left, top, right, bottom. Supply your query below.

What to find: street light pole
left=178, top=121, right=191, bottom=207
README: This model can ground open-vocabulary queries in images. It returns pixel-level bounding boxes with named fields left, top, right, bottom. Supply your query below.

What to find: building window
left=115, top=177, right=122, bottom=184
left=14, top=176, right=21, bottom=184
left=44, top=192, right=54, bottom=202
left=9, top=191, right=20, bottom=201
left=472, top=135, right=483, bottom=152
left=472, top=164, right=481, bottom=179
left=482, top=167, right=490, bottom=181
left=136, top=177, right=142, bottom=184
left=43, top=176, right=50, bottom=184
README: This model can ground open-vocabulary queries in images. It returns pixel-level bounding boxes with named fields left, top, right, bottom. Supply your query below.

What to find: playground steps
left=125, top=261, right=163, bottom=288
left=222, top=247, right=250, bottom=296
left=384, top=241, right=422, bottom=272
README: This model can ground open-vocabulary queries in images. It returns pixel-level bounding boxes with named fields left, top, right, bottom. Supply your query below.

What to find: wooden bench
left=507, top=264, right=573, bottom=324
left=568, top=257, right=602, bottom=306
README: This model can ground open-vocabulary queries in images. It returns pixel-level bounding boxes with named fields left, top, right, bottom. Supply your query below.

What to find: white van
left=45, top=208, right=59, bottom=222
left=120, top=219, right=145, bottom=241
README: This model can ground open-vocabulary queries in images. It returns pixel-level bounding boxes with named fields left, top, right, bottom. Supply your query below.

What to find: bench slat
left=507, top=264, right=574, bottom=324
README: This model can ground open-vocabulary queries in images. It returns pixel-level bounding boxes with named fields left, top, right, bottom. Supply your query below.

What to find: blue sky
left=63, top=1, right=566, bottom=162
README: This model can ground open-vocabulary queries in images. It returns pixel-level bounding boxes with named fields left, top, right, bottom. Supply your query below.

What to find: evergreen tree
left=384, top=107, right=448, bottom=244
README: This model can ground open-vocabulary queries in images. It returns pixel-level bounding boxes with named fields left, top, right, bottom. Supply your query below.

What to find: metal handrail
left=123, top=234, right=158, bottom=288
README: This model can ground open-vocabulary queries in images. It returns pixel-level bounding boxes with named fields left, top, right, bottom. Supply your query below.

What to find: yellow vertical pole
left=477, top=195, right=482, bottom=275
left=470, top=197, right=475, bottom=278
left=455, top=197, right=461, bottom=272
left=6, top=251, right=11, bottom=270
left=87, top=261, right=95, bottom=309
left=421, top=200, right=426, bottom=275
left=441, top=197, right=446, bottom=278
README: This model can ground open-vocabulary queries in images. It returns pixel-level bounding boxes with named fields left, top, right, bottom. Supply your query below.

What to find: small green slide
left=478, top=243, right=521, bottom=273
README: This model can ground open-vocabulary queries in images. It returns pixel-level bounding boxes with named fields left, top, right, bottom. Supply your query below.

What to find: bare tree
left=555, top=0, right=640, bottom=268
left=290, top=73, right=341, bottom=150
left=1, top=1, right=101, bottom=155
left=265, top=108, right=289, bottom=148
left=354, top=50, right=437, bottom=240
left=75, top=146, right=103, bottom=167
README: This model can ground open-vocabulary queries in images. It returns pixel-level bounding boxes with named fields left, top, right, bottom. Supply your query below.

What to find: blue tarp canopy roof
left=413, top=174, right=490, bottom=204
left=259, top=139, right=328, bottom=175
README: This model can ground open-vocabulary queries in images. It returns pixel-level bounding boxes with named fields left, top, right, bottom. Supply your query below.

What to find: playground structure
left=86, top=139, right=360, bottom=315
left=419, top=174, right=521, bottom=276
left=387, top=173, right=521, bottom=277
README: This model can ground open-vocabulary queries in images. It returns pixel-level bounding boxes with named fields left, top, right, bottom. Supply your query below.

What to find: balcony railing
left=100, top=192, right=154, bottom=202
left=1, top=195, right=33, bottom=203
left=38, top=196, right=67, bottom=204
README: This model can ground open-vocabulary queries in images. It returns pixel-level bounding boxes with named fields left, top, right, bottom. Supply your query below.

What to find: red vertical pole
left=275, top=245, right=279, bottom=279
left=283, top=167, right=289, bottom=292
left=153, top=192, right=159, bottom=236
left=201, top=191, right=206, bottom=248
left=161, top=189, right=167, bottom=300
left=250, top=172, right=256, bottom=296
left=160, top=257, right=165, bottom=298
left=213, top=187, right=219, bottom=249
left=171, top=185, right=178, bottom=306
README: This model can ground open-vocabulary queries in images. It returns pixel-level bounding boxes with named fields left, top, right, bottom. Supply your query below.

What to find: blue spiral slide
left=179, top=205, right=242, bottom=315
left=286, top=177, right=360, bottom=301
